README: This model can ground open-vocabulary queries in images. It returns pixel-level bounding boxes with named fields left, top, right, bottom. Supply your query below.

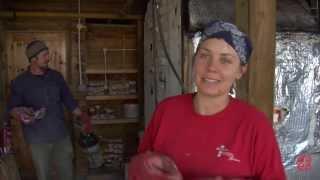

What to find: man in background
left=7, top=40, right=89, bottom=180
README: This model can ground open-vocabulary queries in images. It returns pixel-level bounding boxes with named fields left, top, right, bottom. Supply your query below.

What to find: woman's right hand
left=193, top=176, right=251, bottom=180
left=128, top=151, right=251, bottom=180
left=143, top=151, right=182, bottom=180
left=128, top=151, right=183, bottom=180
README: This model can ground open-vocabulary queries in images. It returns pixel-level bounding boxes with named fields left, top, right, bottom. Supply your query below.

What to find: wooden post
left=248, top=0, right=276, bottom=120
left=0, top=21, right=4, bottom=127
left=235, top=0, right=276, bottom=120
left=235, top=0, right=249, bottom=102
left=136, top=19, right=144, bottom=125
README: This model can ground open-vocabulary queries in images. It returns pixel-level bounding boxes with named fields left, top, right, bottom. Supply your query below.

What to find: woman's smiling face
left=193, top=38, right=247, bottom=98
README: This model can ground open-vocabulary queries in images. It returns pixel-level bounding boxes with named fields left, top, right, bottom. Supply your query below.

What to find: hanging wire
left=78, top=0, right=82, bottom=85
left=103, top=48, right=108, bottom=94
left=122, top=35, right=126, bottom=68
left=153, top=0, right=186, bottom=93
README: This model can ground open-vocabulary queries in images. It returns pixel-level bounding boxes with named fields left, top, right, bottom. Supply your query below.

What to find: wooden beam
left=0, top=21, right=5, bottom=128
left=235, top=0, right=249, bottom=102
left=0, top=11, right=143, bottom=20
left=248, top=0, right=276, bottom=120
left=136, top=19, right=144, bottom=123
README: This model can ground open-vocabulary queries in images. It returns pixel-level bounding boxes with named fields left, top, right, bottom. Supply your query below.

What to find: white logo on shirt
left=216, top=145, right=240, bottom=162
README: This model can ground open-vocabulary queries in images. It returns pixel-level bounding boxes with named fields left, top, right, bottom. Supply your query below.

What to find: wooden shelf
left=92, top=118, right=139, bottom=124
left=87, top=23, right=137, bottom=29
left=85, top=68, right=138, bottom=74
left=87, top=166, right=123, bottom=177
left=86, top=95, right=137, bottom=100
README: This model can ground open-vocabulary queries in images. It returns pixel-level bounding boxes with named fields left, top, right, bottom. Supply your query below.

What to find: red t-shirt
left=139, top=94, right=286, bottom=180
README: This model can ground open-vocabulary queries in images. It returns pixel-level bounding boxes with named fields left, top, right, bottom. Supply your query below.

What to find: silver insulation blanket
left=277, top=0, right=319, bottom=31
left=188, top=0, right=234, bottom=31
left=275, top=32, right=320, bottom=179
left=187, top=0, right=318, bottom=32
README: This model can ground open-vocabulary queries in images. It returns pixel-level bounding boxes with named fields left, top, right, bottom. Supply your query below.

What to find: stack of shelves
left=74, top=20, right=143, bottom=177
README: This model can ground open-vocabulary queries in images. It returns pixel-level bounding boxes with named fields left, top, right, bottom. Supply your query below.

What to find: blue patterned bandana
left=199, top=20, right=252, bottom=64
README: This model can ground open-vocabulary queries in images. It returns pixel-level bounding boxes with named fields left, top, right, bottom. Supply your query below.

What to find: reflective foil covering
left=274, top=32, right=320, bottom=178
left=188, top=0, right=234, bottom=32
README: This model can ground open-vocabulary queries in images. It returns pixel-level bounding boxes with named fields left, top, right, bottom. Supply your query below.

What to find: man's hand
left=72, top=107, right=93, bottom=133
left=72, top=107, right=82, bottom=116
left=11, top=107, right=35, bottom=124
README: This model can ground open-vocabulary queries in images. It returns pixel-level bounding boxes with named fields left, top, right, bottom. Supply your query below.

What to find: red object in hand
left=80, top=112, right=93, bottom=133
left=128, top=151, right=183, bottom=180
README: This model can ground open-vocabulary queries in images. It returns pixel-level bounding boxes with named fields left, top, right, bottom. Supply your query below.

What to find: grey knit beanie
left=25, top=40, right=49, bottom=62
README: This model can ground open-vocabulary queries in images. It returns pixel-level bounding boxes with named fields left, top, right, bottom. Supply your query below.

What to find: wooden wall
left=0, top=0, right=146, bottom=179
left=85, top=24, right=137, bottom=68
left=235, top=0, right=249, bottom=102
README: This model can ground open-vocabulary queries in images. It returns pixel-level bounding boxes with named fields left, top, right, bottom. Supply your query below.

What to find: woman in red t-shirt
left=129, top=20, right=286, bottom=180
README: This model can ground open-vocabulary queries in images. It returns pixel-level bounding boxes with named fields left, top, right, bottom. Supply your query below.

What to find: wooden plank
left=143, top=1, right=156, bottom=124
left=248, top=0, right=276, bottom=120
left=87, top=24, right=137, bottom=29
left=15, top=0, right=147, bottom=15
left=91, top=118, right=139, bottom=124
left=70, top=30, right=81, bottom=92
left=85, top=68, right=138, bottom=74
left=5, top=0, right=147, bottom=15
left=86, top=95, right=137, bottom=101
left=88, top=39, right=136, bottom=49
left=5, top=19, right=71, bottom=31
left=157, top=0, right=182, bottom=97
left=136, top=19, right=144, bottom=127
left=0, top=23, right=6, bottom=127
left=0, top=11, right=143, bottom=20
left=0, top=22, right=7, bottom=124
left=235, top=0, right=249, bottom=101
left=85, top=28, right=138, bottom=68
left=86, top=54, right=137, bottom=69
left=182, top=35, right=195, bottom=93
